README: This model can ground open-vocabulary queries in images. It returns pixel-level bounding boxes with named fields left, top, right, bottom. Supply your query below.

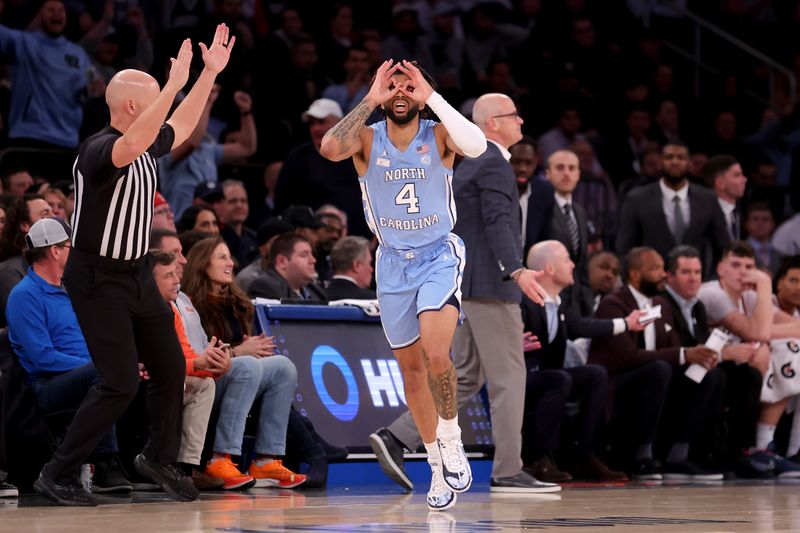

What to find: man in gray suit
left=616, top=142, right=730, bottom=278
left=370, top=93, right=560, bottom=494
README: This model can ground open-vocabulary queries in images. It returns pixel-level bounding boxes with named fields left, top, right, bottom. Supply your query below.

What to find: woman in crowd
left=182, top=235, right=306, bottom=489
left=177, top=205, right=220, bottom=235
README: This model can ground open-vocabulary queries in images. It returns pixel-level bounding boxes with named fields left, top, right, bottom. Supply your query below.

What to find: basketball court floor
left=2, top=478, right=800, bottom=532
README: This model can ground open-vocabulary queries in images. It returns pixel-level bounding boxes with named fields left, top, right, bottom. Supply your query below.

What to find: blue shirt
left=0, top=27, right=91, bottom=148
left=360, top=119, right=455, bottom=250
left=7, top=268, right=92, bottom=378
left=159, top=138, right=225, bottom=219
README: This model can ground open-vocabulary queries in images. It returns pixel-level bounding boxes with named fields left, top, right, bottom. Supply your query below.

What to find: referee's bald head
left=106, top=69, right=160, bottom=118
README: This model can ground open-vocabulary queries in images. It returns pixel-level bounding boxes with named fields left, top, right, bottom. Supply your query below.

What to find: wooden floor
left=3, top=480, right=800, bottom=532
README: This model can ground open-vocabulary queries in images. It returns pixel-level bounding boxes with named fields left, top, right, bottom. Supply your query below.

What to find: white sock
left=436, top=415, right=461, bottom=441
left=788, top=408, right=800, bottom=457
left=424, top=441, right=440, bottom=464
left=755, top=423, right=777, bottom=451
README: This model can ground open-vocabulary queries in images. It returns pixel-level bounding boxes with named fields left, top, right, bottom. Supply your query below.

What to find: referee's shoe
left=370, top=428, right=413, bottom=491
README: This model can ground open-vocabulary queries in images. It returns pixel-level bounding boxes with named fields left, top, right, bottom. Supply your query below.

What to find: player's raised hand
left=396, top=60, right=434, bottom=103
left=365, top=60, right=401, bottom=107
left=199, top=23, right=236, bottom=74
left=165, top=38, right=193, bottom=92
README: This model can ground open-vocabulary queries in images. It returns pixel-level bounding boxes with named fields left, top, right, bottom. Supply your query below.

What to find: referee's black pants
left=44, top=249, right=185, bottom=484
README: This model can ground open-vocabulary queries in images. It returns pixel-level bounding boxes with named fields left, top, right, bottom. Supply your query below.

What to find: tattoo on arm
left=422, top=349, right=458, bottom=419
left=325, top=99, right=373, bottom=154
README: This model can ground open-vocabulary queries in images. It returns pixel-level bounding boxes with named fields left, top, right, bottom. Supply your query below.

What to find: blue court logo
left=310, top=345, right=359, bottom=421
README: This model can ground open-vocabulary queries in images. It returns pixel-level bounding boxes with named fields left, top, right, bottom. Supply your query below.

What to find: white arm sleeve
left=426, top=92, right=487, bottom=158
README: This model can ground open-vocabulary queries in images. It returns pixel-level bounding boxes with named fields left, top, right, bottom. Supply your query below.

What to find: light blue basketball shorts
left=375, top=233, right=466, bottom=349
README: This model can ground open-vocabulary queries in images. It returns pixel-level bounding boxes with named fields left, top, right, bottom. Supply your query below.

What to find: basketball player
left=320, top=59, right=490, bottom=511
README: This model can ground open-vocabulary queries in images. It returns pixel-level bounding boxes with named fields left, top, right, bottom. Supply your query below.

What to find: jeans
left=213, top=355, right=297, bottom=456
left=31, top=363, right=117, bottom=454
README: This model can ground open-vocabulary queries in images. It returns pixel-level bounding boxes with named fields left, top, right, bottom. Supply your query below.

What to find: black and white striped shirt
left=72, top=124, right=175, bottom=260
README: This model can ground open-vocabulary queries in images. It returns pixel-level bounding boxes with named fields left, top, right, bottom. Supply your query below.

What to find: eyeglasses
left=492, top=111, right=521, bottom=120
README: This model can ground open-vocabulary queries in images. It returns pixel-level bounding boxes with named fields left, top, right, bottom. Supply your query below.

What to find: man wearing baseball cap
left=6, top=219, right=131, bottom=495
left=275, top=99, right=371, bottom=237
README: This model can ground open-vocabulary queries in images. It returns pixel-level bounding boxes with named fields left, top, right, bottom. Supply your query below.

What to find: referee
left=34, top=25, right=236, bottom=506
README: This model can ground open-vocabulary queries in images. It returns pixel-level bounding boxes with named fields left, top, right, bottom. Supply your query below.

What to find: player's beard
left=384, top=104, right=419, bottom=125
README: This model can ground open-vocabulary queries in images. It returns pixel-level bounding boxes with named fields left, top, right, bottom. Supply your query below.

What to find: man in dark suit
left=374, top=93, right=559, bottom=494
left=325, top=236, right=376, bottom=300
left=521, top=240, right=637, bottom=482
left=708, top=155, right=746, bottom=242
left=248, top=233, right=327, bottom=301
left=508, top=136, right=554, bottom=256
left=589, top=247, right=722, bottom=481
left=615, top=142, right=730, bottom=278
left=546, top=150, right=589, bottom=276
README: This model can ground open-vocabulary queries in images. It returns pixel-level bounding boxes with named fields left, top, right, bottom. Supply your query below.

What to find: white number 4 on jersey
left=394, top=183, right=420, bottom=214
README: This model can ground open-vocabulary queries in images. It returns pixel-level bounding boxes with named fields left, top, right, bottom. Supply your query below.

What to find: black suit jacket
left=615, top=181, right=730, bottom=278
left=453, top=142, right=523, bottom=302
left=325, top=278, right=376, bottom=300
left=521, top=293, right=614, bottom=370
left=248, top=269, right=328, bottom=302
left=662, top=290, right=710, bottom=346
left=523, top=178, right=555, bottom=257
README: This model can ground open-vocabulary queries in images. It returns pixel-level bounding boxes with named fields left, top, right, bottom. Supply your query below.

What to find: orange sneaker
left=248, top=459, right=307, bottom=488
left=204, top=454, right=256, bottom=491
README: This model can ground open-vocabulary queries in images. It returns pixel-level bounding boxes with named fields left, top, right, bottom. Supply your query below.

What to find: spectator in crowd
left=316, top=204, right=348, bottom=238
left=150, top=250, right=225, bottom=490
left=775, top=256, right=800, bottom=318
left=43, top=187, right=67, bottom=220
left=235, top=217, right=294, bottom=294
left=248, top=233, right=326, bottom=301
left=606, top=105, right=655, bottom=183
left=1, top=168, right=34, bottom=196
left=462, top=3, right=527, bottom=86
left=151, top=192, right=177, bottom=232
left=708, top=155, right=747, bottom=241
left=321, top=44, right=370, bottom=114
left=698, top=242, right=800, bottom=477
left=653, top=100, right=682, bottom=146
left=745, top=203, right=782, bottom=276
left=510, top=137, right=554, bottom=255
left=248, top=161, right=281, bottom=226
left=616, top=142, right=730, bottom=279
left=218, top=179, right=257, bottom=268
left=571, top=139, right=619, bottom=248
left=544, top=150, right=590, bottom=288
left=618, top=147, right=661, bottom=202
left=381, top=6, right=435, bottom=74
left=7, top=218, right=131, bottom=492
left=316, top=3, right=354, bottom=82
left=428, top=1, right=464, bottom=94
left=194, top=181, right=225, bottom=215
left=325, top=236, right=375, bottom=300
left=587, top=251, right=621, bottom=306
left=522, top=240, right=637, bottom=482
left=772, top=212, right=800, bottom=257
left=176, top=205, right=220, bottom=235
left=280, top=205, right=322, bottom=250
left=49, top=180, right=75, bottom=220
left=275, top=99, right=369, bottom=237
left=0, top=194, right=53, bottom=327
left=159, top=86, right=256, bottom=219
left=180, top=235, right=308, bottom=489
left=313, top=211, right=345, bottom=284
left=538, top=106, right=602, bottom=176
left=589, top=247, right=723, bottom=480
left=0, top=0, right=93, bottom=148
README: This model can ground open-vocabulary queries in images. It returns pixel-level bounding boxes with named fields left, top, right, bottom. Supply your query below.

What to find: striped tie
left=563, top=203, right=580, bottom=257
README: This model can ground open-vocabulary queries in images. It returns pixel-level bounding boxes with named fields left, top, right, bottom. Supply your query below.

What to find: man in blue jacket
left=0, top=0, right=92, bottom=148
left=6, top=218, right=130, bottom=492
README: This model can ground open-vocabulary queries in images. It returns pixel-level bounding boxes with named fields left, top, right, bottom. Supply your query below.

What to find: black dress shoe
left=33, top=472, right=97, bottom=506
left=369, top=428, right=413, bottom=491
left=490, top=470, right=562, bottom=493
left=134, top=454, right=199, bottom=502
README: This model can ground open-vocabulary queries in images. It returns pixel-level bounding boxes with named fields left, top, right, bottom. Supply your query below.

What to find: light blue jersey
left=359, top=119, right=456, bottom=250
